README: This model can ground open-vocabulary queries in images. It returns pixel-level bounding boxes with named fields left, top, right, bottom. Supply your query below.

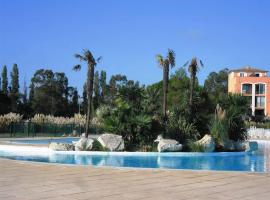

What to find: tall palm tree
left=73, top=49, right=102, bottom=138
left=156, top=49, right=175, bottom=121
left=183, top=57, right=203, bottom=118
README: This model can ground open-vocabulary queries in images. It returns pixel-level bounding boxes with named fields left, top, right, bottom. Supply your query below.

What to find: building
left=228, top=66, right=270, bottom=118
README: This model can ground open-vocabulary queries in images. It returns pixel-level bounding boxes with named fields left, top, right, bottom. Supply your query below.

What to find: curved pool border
left=0, top=139, right=269, bottom=173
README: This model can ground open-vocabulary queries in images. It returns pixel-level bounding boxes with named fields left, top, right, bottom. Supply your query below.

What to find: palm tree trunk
left=189, top=73, right=195, bottom=116
left=163, top=66, right=169, bottom=120
left=85, top=64, right=95, bottom=138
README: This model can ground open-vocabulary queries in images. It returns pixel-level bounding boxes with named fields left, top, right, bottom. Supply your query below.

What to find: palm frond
left=156, top=54, right=164, bottom=67
left=73, top=64, right=81, bottom=71
left=96, top=56, right=102, bottom=63
left=199, top=59, right=204, bottom=67
left=167, top=49, right=175, bottom=68
left=182, top=60, right=189, bottom=68
left=74, top=54, right=86, bottom=61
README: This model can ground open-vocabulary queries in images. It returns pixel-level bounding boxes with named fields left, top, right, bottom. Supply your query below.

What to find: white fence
left=248, top=127, right=270, bottom=140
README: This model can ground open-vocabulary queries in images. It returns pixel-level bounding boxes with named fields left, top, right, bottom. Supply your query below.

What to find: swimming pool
left=9, top=137, right=80, bottom=145
left=0, top=140, right=269, bottom=172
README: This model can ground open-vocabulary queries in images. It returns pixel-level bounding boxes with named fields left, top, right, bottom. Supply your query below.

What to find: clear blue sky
left=1, top=0, right=270, bottom=94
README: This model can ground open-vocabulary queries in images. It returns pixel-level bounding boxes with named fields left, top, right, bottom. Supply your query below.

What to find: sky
left=1, top=0, right=270, bottom=94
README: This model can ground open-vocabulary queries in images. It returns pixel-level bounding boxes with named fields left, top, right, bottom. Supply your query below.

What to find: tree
left=100, top=70, right=107, bottom=103
left=73, top=49, right=101, bottom=137
left=1, top=65, right=8, bottom=94
left=82, top=82, right=87, bottom=114
left=22, top=79, right=28, bottom=105
left=30, top=69, right=70, bottom=116
left=204, top=68, right=228, bottom=106
left=69, top=87, right=79, bottom=114
left=93, top=71, right=100, bottom=109
left=109, top=74, right=127, bottom=103
left=10, top=64, right=19, bottom=112
left=183, top=57, right=203, bottom=120
left=156, top=49, right=175, bottom=121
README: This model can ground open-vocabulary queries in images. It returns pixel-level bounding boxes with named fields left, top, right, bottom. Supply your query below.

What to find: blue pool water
left=10, top=137, right=80, bottom=144
left=0, top=140, right=270, bottom=172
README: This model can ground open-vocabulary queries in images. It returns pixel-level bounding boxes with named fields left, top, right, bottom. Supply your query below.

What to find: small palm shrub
left=102, top=98, right=153, bottom=151
left=166, top=107, right=199, bottom=145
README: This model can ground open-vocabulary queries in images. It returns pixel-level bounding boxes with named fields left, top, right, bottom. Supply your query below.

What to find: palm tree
left=183, top=57, right=203, bottom=118
left=156, top=49, right=175, bottom=121
left=73, top=49, right=102, bottom=138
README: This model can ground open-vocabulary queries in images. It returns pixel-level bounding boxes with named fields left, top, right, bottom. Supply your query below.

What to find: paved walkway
left=0, top=159, right=270, bottom=200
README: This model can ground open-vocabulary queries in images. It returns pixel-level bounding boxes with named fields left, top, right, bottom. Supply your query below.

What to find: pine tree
left=11, top=64, right=19, bottom=94
left=23, top=79, right=28, bottom=104
left=1, top=65, right=8, bottom=94
left=10, top=64, right=20, bottom=112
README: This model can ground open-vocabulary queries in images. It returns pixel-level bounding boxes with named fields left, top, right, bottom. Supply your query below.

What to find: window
left=240, top=72, right=245, bottom=77
left=255, top=73, right=260, bottom=77
left=242, top=84, right=252, bottom=94
left=255, top=84, right=265, bottom=94
left=255, top=96, right=265, bottom=108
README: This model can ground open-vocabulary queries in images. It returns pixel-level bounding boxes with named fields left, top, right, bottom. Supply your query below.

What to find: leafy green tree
left=69, top=87, right=79, bottom=114
left=73, top=49, right=101, bottom=137
left=156, top=49, right=175, bottom=120
left=100, top=70, right=107, bottom=103
left=0, top=93, right=11, bottom=114
left=30, top=69, right=70, bottom=116
left=204, top=68, right=228, bottom=106
left=1, top=65, right=8, bottom=94
left=108, top=74, right=127, bottom=103
left=93, top=71, right=100, bottom=109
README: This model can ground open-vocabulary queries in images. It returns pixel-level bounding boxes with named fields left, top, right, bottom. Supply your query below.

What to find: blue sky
left=1, top=0, right=270, bottom=94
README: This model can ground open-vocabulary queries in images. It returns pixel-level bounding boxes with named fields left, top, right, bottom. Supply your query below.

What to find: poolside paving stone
left=0, top=158, right=270, bottom=200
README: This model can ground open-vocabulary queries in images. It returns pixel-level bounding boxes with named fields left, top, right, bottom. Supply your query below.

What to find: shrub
left=219, top=94, right=248, bottom=141
left=0, top=113, right=23, bottom=126
left=166, top=107, right=199, bottom=144
left=187, top=141, right=205, bottom=152
left=91, top=139, right=107, bottom=151
left=210, top=104, right=228, bottom=145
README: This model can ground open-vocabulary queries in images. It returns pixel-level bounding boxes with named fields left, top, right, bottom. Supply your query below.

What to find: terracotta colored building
left=228, top=66, right=270, bottom=117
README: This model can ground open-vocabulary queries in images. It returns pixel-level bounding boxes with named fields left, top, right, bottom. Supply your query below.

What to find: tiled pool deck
left=0, top=158, right=270, bottom=200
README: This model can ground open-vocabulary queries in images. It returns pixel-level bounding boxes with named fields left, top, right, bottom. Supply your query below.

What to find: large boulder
left=195, top=134, right=215, bottom=152
left=74, top=137, right=94, bottom=151
left=97, top=133, right=124, bottom=151
left=49, top=142, right=74, bottom=151
left=154, top=135, right=182, bottom=152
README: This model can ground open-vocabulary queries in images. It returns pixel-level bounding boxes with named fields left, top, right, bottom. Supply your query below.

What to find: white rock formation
left=195, top=134, right=215, bottom=152
left=49, top=142, right=74, bottom=151
left=74, top=137, right=94, bottom=151
left=97, top=133, right=124, bottom=151
left=154, top=135, right=182, bottom=152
